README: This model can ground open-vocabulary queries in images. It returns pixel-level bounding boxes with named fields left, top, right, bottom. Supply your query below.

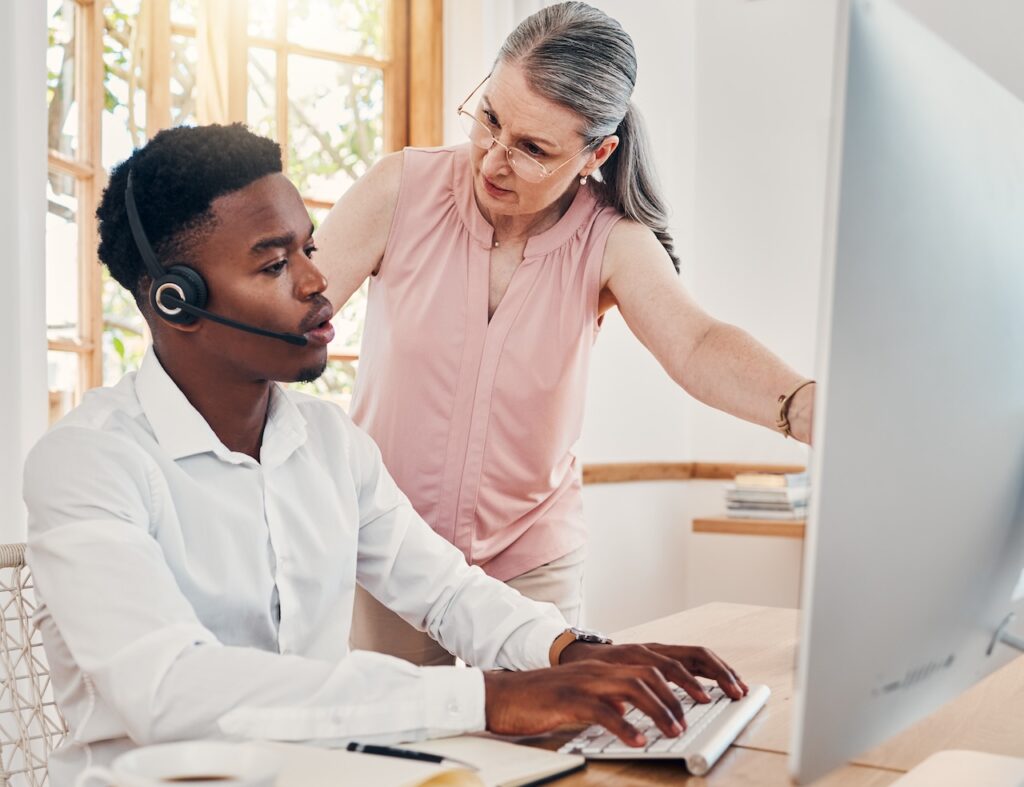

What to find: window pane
left=46, top=170, right=80, bottom=341
left=102, top=268, right=148, bottom=386
left=286, top=0, right=385, bottom=58
left=47, top=0, right=78, bottom=157
left=48, top=351, right=80, bottom=425
left=328, top=281, right=366, bottom=356
left=103, top=0, right=148, bottom=170
left=305, top=205, right=366, bottom=354
left=287, top=55, right=383, bottom=203
left=170, top=33, right=198, bottom=127
left=247, top=48, right=277, bottom=138
left=248, top=0, right=278, bottom=39
left=289, top=358, right=358, bottom=412
left=171, top=0, right=198, bottom=27
left=308, top=204, right=328, bottom=230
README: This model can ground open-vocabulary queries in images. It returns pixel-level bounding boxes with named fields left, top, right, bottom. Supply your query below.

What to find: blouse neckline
left=451, top=143, right=599, bottom=259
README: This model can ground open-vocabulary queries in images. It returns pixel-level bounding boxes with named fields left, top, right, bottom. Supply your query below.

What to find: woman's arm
left=602, top=220, right=814, bottom=444
left=314, top=150, right=404, bottom=315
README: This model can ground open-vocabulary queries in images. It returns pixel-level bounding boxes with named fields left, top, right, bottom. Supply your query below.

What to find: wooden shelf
left=693, top=517, right=806, bottom=539
left=582, top=461, right=805, bottom=485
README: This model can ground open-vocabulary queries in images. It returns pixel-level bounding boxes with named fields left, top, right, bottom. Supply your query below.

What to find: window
left=45, top=0, right=441, bottom=421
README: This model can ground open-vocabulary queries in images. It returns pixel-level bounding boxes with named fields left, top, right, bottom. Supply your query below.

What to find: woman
left=316, top=1, right=814, bottom=666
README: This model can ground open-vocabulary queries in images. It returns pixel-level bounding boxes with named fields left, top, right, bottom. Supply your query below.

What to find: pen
left=346, top=742, right=480, bottom=772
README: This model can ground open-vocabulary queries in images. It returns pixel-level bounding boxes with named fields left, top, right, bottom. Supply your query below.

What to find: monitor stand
left=989, top=613, right=1024, bottom=656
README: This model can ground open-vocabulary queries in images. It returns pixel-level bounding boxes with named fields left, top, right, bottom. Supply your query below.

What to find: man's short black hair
left=96, top=123, right=283, bottom=304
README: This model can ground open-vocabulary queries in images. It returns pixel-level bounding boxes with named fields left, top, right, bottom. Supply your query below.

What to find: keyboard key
left=624, top=708, right=645, bottom=724
left=684, top=701, right=716, bottom=725
left=581, top=732, right=618, bottom=754
left=646, top=737, right=678, bottom=753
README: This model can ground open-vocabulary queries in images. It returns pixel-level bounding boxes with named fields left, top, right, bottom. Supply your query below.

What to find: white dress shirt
left=24, top=348, right=567, bottom=785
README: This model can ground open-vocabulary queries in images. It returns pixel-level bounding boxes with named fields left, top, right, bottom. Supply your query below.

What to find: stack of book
left=726, top=471, right=810, bottom=520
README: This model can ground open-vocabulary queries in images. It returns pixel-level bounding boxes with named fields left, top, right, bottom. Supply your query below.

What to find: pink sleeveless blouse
left=350, top=144, right=622, bottom=581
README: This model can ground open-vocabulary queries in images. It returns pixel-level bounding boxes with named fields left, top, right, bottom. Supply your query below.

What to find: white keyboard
left=558, top=682, right=770, bottom=776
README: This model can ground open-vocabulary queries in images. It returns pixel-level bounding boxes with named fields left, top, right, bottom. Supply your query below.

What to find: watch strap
left=549, top=627, right=613, bottom=666
left=549, top=629, right=580, bottom=666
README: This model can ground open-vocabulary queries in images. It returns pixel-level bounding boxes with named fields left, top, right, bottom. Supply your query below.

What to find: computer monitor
left=790, top=0, right=1024, bottom=782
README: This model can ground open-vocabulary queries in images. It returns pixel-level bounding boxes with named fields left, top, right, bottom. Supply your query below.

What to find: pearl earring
left=580, top=174, right=588, bottom=185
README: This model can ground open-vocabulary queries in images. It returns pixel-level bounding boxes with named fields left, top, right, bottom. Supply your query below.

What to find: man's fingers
left=614, top=676, right=684, bottom=738
left=592, top=701, right=645, bottom=746
left=688, top=649, right=747, bottom=699
left=658, top=659, right=712, bottom=704
left=642, top=660, right=688, bottom=720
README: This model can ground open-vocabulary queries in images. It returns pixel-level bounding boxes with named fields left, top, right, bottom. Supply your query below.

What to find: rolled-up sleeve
left=348, top=424, right=568, bottom=673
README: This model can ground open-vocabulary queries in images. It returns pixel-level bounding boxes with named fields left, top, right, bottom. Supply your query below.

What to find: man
left=25, top=124, right=746, bottom=784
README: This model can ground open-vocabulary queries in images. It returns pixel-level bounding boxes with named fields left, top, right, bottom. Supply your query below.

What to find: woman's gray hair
left=496, top=1, right=679, bottom=271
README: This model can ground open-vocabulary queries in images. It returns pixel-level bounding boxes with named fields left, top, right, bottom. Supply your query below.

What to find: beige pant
left=350, top=545, right=586, bottom=667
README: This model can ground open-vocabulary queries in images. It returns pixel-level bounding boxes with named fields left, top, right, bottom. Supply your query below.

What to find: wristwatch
left=549, top=626, right=614, bottom=666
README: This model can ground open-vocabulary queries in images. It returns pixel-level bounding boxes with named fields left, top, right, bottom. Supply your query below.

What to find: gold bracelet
left=776, top=379, right=815, bottom=439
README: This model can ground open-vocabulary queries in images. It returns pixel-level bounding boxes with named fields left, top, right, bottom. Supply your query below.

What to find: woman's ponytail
left=597, top=103, right=679, bottom=272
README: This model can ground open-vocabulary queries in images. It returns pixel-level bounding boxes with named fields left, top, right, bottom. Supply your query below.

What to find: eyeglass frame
left=456, top=73, right=602, bottom=182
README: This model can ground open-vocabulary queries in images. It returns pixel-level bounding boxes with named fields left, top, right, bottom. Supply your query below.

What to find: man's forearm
left=675, top=320, right=814, bottom=444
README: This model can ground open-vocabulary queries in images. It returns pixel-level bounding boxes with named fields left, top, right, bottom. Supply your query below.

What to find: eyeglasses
left=456, top=74, right=595, bottom=184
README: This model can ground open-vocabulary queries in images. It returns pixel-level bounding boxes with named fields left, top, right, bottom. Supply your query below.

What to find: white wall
left=564, top=0, right=825, bottom=629
left=1, top=2, right=48, bottom=543
left=683, top=0, right=836, bottom=616
left=573, top=0, right=701, bottom=632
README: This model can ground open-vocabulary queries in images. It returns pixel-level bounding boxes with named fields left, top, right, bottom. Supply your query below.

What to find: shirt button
left=447, top=700, right=460, bottom=715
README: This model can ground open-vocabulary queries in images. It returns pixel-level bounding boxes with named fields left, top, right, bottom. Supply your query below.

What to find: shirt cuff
left=521, top=617, right=572, bottom=670
left=423, top=666, right=487, bottom=735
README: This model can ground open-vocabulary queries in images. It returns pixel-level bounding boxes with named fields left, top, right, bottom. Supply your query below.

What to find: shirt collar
left=134, top=347, right=308, bottom=466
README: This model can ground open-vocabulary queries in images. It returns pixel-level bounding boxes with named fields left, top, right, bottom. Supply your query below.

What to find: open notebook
left=266, top=736, right=585, bottom=787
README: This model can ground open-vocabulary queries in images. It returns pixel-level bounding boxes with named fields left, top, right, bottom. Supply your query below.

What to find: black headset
left=123, top=170, right=308, bottom=346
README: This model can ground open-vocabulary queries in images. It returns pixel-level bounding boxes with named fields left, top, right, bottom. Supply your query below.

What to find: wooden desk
left=554, top=602, right=1024, bottom=785
left=555, top=746, right=899, bottom=786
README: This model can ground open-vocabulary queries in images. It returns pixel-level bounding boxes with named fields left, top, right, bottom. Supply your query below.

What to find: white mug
left=75, top=741, right=282, bottom=786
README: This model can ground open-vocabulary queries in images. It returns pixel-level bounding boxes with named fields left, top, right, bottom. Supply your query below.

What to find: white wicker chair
left=0, top=543, right=68, bottom=786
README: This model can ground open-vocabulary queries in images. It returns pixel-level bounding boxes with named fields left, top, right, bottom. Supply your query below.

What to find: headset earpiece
left=150, top=264, right=209, bottom=325
left=124, top=169, right=307, bottom=345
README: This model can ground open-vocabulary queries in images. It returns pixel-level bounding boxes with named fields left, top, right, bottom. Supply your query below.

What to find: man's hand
left=559, top=642, right=749, bottom=703
left=483, top=662, right=686, bottom=747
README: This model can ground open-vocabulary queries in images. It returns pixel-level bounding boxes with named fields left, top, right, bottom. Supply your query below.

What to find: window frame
left=46, top=0, right=441, bottom=416
left=47, top=0, right=105, bottom=412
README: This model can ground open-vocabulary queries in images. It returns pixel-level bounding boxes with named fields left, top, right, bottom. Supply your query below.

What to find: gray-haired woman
left=316, top=1, right=814, bottom=667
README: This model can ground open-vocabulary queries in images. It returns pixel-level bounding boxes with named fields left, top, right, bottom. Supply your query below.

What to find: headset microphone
left=124, top=171, right=309, bottom=347
left=153, top=294, right=310, bottom=346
